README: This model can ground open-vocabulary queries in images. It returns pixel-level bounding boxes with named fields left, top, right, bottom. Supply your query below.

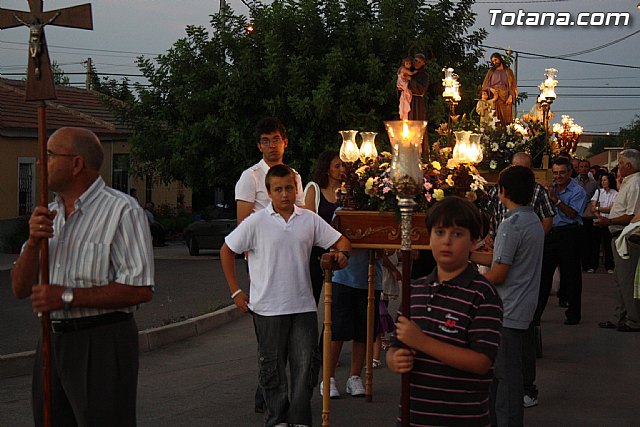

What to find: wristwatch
left=61, top=287, right=74, bottom=311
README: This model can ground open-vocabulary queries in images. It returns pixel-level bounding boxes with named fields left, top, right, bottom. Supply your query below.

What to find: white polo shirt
left=225, top=204, right=342, bottom=316
left=234, top=159, right=305, bottom=211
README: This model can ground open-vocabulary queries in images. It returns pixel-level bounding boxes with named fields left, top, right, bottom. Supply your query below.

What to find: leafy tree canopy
left=619, top=114, right=640, bottom=150
left=588, top=114, right=640, bottom=156
left=116, top=0, right=489, bottom=202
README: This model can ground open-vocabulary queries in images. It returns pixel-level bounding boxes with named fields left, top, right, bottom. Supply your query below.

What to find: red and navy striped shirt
left=392, top=263, right=503, bottom=426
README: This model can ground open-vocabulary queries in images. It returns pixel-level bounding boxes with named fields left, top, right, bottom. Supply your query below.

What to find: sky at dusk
left=1, top=0, right=638, bottom=135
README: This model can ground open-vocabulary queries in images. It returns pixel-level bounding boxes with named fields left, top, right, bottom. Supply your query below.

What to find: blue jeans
left=253, top=311, right=320, bottom=427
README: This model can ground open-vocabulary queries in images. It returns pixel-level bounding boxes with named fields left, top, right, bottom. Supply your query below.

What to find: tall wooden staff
left=0, top=2, right=92, bottom=425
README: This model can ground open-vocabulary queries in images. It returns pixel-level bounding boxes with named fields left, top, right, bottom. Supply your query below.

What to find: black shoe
left=558, top=299, right=569, bottom=308
left=564, top=318, right=580, bottom=325
left=598, top=321, right=618, bottom=329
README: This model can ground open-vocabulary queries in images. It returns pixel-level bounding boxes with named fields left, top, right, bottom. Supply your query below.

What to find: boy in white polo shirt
left=221, top=164, right=350, bottom=427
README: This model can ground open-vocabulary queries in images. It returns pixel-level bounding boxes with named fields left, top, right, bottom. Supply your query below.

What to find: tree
left=588, top=136, right=622, bottom=156
left=51, top=60, right=70, bottom=86
left=588, top=115, right=640, bottom=156
left=619, top=114, right=640, bottom=149
left=116, top=0, right=488, bottom=204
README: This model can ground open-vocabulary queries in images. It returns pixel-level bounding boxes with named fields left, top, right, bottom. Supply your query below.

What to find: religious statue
left=482, top=52, right=518, bottom=126
left=13, top=12, right=60, bottom=79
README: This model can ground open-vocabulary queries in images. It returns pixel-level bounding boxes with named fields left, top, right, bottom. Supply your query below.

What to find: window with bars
left=18, top=158, right=35, bottom=216
left=112, top=153, right=130, bottom=194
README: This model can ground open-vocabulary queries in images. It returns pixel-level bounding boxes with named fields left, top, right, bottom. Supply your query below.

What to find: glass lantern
left=339, top=130, right=360, bottom=163
left=384, top=120, right=427, bottom=198
left=358, top=132, right=378, bottom=162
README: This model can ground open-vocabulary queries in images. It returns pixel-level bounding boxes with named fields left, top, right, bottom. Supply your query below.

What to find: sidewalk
left=2, top=270, right=640, bottom=426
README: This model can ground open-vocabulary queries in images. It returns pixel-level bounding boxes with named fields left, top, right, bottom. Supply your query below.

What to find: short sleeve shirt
left=234, top=159, right=305, bottom=211
left=390, top=264, right=503, bottom=425
left=487, top=182, right=555, bottom=235
left=47, top=177, right=155, bottom=320
left=225, top=204, right=341, bottom=316
left=493, top=206, right=544, bottom=329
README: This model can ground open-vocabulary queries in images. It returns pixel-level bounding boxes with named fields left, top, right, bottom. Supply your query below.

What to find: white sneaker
left=319, top=377, right=340, bottom=398
left=345, top=375, right=365, bottom=397
left=523, top=394, right=538, bottom=408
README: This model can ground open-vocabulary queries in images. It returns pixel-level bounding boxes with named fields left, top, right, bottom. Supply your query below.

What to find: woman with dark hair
left=592, top=172, right=619, bottom=273
left=482, top=52, right=518, bottom=126
left=304, top=150, right=344, bottom=303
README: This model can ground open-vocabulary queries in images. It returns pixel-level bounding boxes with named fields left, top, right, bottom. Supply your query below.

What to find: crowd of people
left=10, top=116, right=640, bottom=426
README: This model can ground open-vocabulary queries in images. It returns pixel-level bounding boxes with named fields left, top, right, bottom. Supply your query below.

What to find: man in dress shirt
left=12, top=127, right=154, bottom=426
left=540, top=156, right=587, bottom=326
left=597, top=149, right=640, bottom=332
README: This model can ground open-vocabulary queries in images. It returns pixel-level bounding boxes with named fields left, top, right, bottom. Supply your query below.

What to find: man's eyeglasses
left=259, top=137, right=283, bottom=146
left=47, top=150, right=78, bottom=159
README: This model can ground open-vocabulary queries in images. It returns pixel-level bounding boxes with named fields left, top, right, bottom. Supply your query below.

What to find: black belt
left=552, top=224, right=580, bottom=232
left=51, top=311, right=131, bottom=334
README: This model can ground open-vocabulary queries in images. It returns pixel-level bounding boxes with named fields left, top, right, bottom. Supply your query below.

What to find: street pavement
left=2, top=245, right=640, bottom=425
left=0, top=242, right=247, bottom=355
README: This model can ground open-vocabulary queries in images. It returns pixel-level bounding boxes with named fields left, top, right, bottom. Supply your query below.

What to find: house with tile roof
left=0, top=78, right=190, bottom=250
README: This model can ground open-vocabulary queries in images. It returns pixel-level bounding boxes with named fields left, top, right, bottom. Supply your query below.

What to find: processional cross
left=0, top=2, right=92, bottom=426
left=0, top=0, right=93, bottom=100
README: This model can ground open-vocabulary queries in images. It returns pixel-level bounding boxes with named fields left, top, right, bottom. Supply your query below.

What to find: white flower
left=491, top=143, right=499, bottom=151
left=490, top=160, right=498, bottom=170
left=506, top=141, right=515, bottom=149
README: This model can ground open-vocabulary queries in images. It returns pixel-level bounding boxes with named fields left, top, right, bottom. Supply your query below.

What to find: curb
left=0, top=304, right=241, bottom=380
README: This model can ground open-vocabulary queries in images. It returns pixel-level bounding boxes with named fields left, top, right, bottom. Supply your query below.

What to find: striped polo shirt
left=47, top=177, right=155, bottom=319
left=392, top=264, right=503, bottom=426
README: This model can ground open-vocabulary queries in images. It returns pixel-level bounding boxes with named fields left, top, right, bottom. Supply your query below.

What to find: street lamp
left=442, top=67, right=461, bottom=146
left=538, top=68, right=558, bottom=158
left=553, top=115, right=583, bottom=154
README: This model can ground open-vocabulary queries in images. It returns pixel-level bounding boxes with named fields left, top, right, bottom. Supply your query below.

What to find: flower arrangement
left=479, top=120, right=529, bottom=171
left=342, top=148, right=489, bottom=215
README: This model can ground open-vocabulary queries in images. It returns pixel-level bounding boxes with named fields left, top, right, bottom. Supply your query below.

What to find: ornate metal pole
left=398, top=196, right=416, bottom=426
left=385, top=120, right=427, bottom=427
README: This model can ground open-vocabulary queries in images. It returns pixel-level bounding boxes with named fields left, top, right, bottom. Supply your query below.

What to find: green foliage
left=51, top=61, right=70, bottom=86
left=619, top=114, right=640, bottom=150
left=589, top=136, right=623, bottom=156
left=115, top=0, right=488, bottom=200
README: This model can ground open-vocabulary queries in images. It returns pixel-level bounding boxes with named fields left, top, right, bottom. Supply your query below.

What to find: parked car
left=184, top=219, right=237, bottom=256
left=183, top=204, right=237, bottom=256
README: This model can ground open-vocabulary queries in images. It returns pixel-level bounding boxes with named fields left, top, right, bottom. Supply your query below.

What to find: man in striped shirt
left=12, top=127, right=154, bottom=426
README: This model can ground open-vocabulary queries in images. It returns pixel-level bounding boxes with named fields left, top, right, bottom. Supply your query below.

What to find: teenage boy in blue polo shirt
left=221, top=164, right=350, bottom=427
left=483, top=165, right=544, bottom=427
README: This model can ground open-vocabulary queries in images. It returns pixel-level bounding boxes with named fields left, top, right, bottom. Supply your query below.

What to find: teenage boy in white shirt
left=221, top=164, right=350, bottom=427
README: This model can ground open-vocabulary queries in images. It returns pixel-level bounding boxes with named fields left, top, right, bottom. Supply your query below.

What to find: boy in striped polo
left=387, top=197, right=503, bottom=426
